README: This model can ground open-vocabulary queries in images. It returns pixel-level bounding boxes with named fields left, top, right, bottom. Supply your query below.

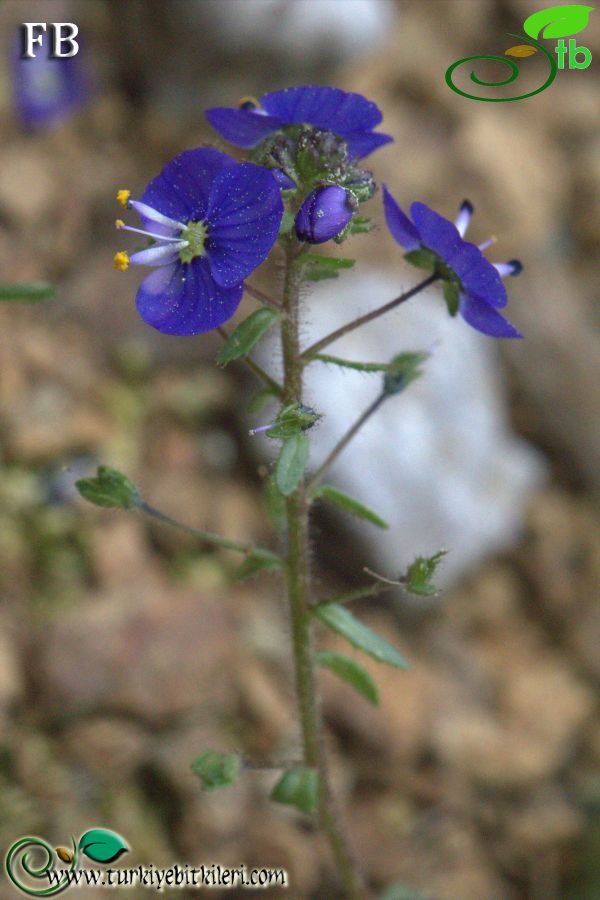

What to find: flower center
left=179, top=220, right=208, bottom=263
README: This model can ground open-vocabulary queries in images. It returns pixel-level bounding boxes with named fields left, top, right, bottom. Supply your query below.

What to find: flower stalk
left=280, top=239, right=364, bottom=899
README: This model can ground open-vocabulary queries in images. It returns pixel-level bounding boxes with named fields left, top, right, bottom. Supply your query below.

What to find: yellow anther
left=115, top=218, right=125, bottom=228
left=114, top=251, right=130, bottom=271
left=116, top=189, right=131, bottom=208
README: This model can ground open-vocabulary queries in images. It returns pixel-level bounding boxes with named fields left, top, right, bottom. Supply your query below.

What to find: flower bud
left=295, top=186, right=353, bottom=244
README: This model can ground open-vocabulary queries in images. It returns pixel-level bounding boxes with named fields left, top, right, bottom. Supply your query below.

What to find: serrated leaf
left=78, top=829, right=128, bottom=864
left=523, top=4, right=594, bottom=40
left=275, top=433, right=309, bottom=496
left=216, top=308, right=280, bottom=367
left=312, top=485, right=388, bottom=529
left=75, top=466, right=140, bottom=509
left=191, top=751, right=241, bottom=790
left=316, top=650, right=379, bottom=705
left=271, top=766, right=319, bottom=813
left=505, top=44, right=538, bottom=57
left=311, top=353, right=388, bottom=373
left=234, top=548, right=283, bottom=580
left=0, top=282, right=55, bottom=301
left=314, top=603, right=408, bottom=669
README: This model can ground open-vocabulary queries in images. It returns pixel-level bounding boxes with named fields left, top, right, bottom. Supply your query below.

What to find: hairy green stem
left=281, top=240, right=364, bottom=899
left=302, top=272, right=438, bottom=360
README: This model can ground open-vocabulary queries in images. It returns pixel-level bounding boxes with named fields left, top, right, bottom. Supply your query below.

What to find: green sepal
left=271, top=766, right=319, bottom=814
left=0, top=282, right=55, bottom=301
left=443, top=280, right=460, bottom=316
left=263, top=476, right=287, bottom=534
left=383, top=351, right=429, bottom=396
left=345, top=214, right=373, bottom=235
left=75, top=466, right=140, bottom=509
left=234, top=548, right=283, bottom=581
left=310, top=353, right=388, bottom=373
left=316, top=650, right=379, bottom=705
left=264, top=403, right=321, bottom=439
left=404, top=248, right=437, bottom=270
left=314, top=603, right=409, bottom=669
left=191, top=751, right=241, bottom=790
left=404, top=549, right=447, bottom=596
left=302, top=254, right=355, bottom=282
left=311, top=484, right=389, bottom=530
left=216, top=308, right=280, bottom=367
left=275, top=433, right=310, bottom=496
left=78, top=829, right=128, bottom=864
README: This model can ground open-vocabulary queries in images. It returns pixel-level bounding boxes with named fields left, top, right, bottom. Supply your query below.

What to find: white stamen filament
left=117, top=222, right=188, bottom=244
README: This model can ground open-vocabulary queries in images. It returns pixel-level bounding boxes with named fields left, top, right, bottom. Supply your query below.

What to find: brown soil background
left=0, top=2, right=598, bottom=898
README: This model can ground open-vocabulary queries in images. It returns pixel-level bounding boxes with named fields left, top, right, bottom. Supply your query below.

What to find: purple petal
left=204, top=107, right=284, bottom=148
left=452, top=242, right=507, bottom=308
left=206, top=163, right=283, bottom=287
left=343, top=130, right=393, bottom=159
left=459, top=292, right=522, bottom=339
left=383, top=186, right=421, bottom=251
left=262, top=85, right=384, bottom=133
left=135, top=259, right=243, bottom=335
left=410, top=202, right=464, bottom=263
left=140, top=148, right=235, bottom=227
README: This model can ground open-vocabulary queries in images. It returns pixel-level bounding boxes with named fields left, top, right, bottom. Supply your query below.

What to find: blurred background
left=0, top=1, right=598, bottom=897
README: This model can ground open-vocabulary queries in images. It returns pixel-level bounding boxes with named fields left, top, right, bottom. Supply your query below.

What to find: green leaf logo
left=78, top=828, right=129, bottom=864
left=523, top=4, right=594, bottom=40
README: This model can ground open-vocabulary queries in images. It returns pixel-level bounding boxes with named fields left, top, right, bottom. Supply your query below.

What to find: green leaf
left=311, top=353, right=388, bottom=373
left=0, top=282, right=55, bottom=301
left=303, top=254, right=355, bottom=282
left=314, top=603, right=409, bottom=669
left=263, top=476, right=287, bottom=534
left=263, top=403, right=321, bottom=439
left=312, top=484, right=389, bottom=529
left=234, top=548, right=283, bottom=580
left=191, top=751, right=241, bottom=790
left=404, top=549, right=447, bottom=597
left=523, top=4, right=594, bottom=40
left=275, top=433, right=309, bottom=496
left=279, top=209, right=295, bottom=235
left=271, top=766, right=319, bottom=813
left=75, top=466, right=140, bottom=509
left=383, top=352, right=429, bottom=396
left=78, top=829, right=128, bottom=864
left=346, top=214, right=373, bottom=235
left=316, top=650, right=379, bottom=705
left=216, top=308, right=280, bottom=367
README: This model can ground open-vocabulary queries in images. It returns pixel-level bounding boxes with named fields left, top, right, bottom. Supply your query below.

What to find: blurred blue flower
left=12, top=34, right=88, bottom=130
left=383, top=187, right=523, bottom=339
left=295, top=185, right=354, bottom=243
left=206, top=86, right=393, bottom=160
left=114, top=148, right=283, bottom=336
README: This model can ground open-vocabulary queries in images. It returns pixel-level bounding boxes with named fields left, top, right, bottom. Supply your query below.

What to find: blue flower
left=383, top=187, right=523, bottom=339
left=295, top=185, right=354, bottom=244
left=205, top=86, right=393, bottom=160
left=114, top=148, right=283, bottom=336
left=12, top=34, right=88, bottom=130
